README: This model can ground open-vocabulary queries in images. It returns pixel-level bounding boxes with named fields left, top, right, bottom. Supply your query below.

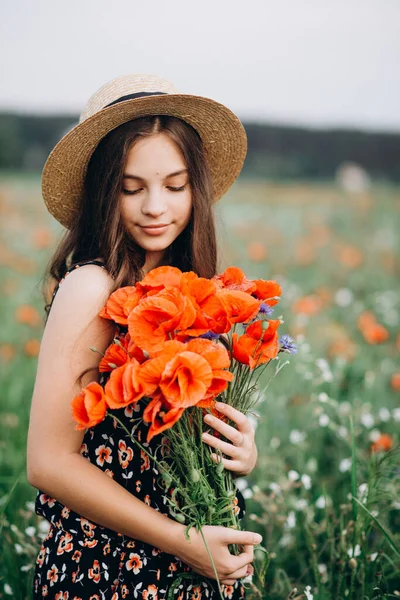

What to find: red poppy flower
left=104, top=359, right=151, bottom=409
left=143, top=393, right=185, bottom=442
left=71, top=382, right=108, bottom=430
left=233, top=319, right=281, bottom=369
left=128, top=287, right=197, bottom=352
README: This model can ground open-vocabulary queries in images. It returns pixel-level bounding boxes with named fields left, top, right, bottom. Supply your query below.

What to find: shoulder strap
left=49, top=259, right=107, bottom=310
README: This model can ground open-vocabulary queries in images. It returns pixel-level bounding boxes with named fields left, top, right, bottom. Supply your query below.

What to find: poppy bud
left=170, top=511, right=186, bottom=524
left=349, top=558, right=357, bottom=569
left=216, top=459, right=225, bottom=475
left=190, top=468, right=201, bottom=483
left=261, top=320, right=270, bottom=331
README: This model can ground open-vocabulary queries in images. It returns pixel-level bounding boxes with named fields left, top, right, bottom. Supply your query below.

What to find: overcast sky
left=1, top=0, right=399, bottom=131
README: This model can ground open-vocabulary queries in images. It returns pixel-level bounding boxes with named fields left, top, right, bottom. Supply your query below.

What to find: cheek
left=174, top=193, right=192, bottom=223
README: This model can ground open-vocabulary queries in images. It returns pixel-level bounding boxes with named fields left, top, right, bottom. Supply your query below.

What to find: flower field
left=0, top=173, right=399, bottom=599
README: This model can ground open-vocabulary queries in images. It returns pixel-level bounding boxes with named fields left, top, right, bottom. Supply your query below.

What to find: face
left=120, top=132, right=192, bottom=274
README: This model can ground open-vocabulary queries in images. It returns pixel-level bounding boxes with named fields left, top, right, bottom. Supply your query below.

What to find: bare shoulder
left=47, top=263, right=115, bottom=326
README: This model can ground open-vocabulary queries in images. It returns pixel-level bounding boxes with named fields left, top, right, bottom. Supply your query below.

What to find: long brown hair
left=42, top=115, right=218, bottom=319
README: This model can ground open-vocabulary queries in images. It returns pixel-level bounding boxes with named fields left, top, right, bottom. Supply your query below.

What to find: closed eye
left=123, top=185, right=187, bottom=195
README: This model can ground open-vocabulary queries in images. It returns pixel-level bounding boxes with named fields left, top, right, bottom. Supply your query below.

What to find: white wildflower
left=347, top=544, right=361, bottom=558
left=319, top=414, right=329, bottom=427
left=25, top=501, right=35, bottom=511
left=270, top=436, right=281, bottom=449
left=289, top=429, right=307, bottom=444
left=14, top=543, right=23, bottom=554
left=20, top=565, right=31, bottom=572
left=25, top=526, right=36, bottom=537
left=339, top=402, right=351, bottom=415
left=288, top=470, right=300, bottom=481
left=357, top=483, right=368, bottom=502
left=235, top=478, right=248, bottom=492
left=296, top=499, right=308, bottom=511
left=38, top=520, right=51, bottom=535
left=304, top=585, right=314, bottom=600
left=243, top=488, right=253, bottom=499
left=379, top=407, right=391, bottom=422
left=369, top=552, right=378, bottom=562
left=4, top=584, right=13, bottom=596
left=338, top=426, right=348, bottom=438
left=269, top=482, right=281, bottom=494
left=278, top=533, right=294, bottom=547
left=301, top=474, right=312, bottom=490
left=360, top=413, right=374, bottom=428
left=287, top=511, right=296, bottom=528
left=315, top=496, right=326, bottom=509
left=339, top=458, right=352, bottom=473
left=306, top=457, right=318, bottom=473
left=318, top=392, right=329, bottom=402
left=335, top=288, right=353, bottom=307
left=392, top=408, right=400, bottom=422
left=318, top=563, right=327, bottom=575
left=369, top=429, right=381, bottom=442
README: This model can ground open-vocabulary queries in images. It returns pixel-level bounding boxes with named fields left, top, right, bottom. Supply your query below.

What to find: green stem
left=199, top=525, right=225, bottom=600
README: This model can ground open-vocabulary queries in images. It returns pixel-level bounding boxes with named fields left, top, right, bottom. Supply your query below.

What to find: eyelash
left=123, top=185, right=187, bottom=195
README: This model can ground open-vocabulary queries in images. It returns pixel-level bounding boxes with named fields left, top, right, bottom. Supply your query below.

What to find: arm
left=26, top=265, right=182, bottom=555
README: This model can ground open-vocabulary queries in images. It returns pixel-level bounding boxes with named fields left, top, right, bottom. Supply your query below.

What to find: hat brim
left=42, top=94, right=247, bottom=229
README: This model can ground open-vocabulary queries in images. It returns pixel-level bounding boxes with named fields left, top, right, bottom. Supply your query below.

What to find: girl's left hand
left=201, top=401, right=258, bottom=477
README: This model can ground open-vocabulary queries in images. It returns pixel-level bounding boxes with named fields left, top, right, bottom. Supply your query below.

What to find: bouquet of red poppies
left=71, top=266, right=296, bottom=597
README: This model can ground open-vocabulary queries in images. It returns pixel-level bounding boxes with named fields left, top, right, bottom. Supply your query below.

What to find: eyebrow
left=122, top=169, right=188, bottom=181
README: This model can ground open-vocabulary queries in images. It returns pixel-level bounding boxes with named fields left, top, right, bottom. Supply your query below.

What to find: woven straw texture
left=42, top=74, right=247, bottom=229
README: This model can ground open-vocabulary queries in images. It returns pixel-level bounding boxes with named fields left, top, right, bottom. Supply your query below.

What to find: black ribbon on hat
left=105, top=91, right=168, bottom=108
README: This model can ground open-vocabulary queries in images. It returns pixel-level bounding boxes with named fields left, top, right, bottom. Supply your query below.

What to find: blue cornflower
left=198, top=331, right=221, bottom=341
left=259, top=303, right=274, bottom=316
left=279, top=334, right=298, bottom=354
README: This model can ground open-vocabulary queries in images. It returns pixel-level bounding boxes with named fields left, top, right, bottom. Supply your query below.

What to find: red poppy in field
left=15, top=304, right=41, bottom=327
left=233, top=319, right=281, bottom=369
left=362, top=323, right=389, bottom=345
left=292, top=295, right=323, bottom=316
left=370, top=433, right=393, bottom=453
left=391, top=373, right=400, bottom=392
left=71, top=382, right=108, bottom=430
left=99, top=332, right=146, bottom=372
left=99, top=286, right=142, bottom=325
left=104, top=359, right=150, bottom=409
left=128, top=287, right=197, bottom=352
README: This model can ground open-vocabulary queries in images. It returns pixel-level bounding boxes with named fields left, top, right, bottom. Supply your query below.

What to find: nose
left=141, top=187, right=167, bottom=218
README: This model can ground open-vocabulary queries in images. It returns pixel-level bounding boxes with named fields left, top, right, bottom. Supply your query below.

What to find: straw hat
left=42, top=73, right=248, bottom=229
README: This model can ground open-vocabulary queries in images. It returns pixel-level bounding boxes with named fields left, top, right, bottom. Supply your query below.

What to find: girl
left=27, top=73, right=261, bottom=599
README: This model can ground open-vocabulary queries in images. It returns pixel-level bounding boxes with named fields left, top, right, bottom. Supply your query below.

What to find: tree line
left=1, top=113, right=399, bottom=181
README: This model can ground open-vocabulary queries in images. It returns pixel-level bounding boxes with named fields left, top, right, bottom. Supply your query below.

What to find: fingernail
left=254, top=534, right=262, bottom=544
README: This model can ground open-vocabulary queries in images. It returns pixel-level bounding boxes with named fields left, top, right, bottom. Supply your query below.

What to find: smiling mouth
left=140, top=224, right=169, bottom=229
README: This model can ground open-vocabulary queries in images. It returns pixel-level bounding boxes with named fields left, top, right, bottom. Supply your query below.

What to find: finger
left=204, top=414, right=247, bottom=447
left=209, top=453, right=242, bottom=473
left=202, top=431, right=242, bottom=458
left=228, top=544, right=255, bottom=573
left=214, top=402, right=255, bottom=436
left=225, top=529, right=262, bottom=547
left=225, top=563, right=250, bottom=581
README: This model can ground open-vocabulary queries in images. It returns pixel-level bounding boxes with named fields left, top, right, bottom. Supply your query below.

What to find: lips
left=139, top=224, right=170, bottom=236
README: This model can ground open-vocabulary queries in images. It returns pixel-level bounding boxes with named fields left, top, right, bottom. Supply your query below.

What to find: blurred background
left=0, top=1, right=399, bottom=598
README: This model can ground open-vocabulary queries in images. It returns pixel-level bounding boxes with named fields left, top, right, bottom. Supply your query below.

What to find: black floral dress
left=32, top=260, right=247, bottom=600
